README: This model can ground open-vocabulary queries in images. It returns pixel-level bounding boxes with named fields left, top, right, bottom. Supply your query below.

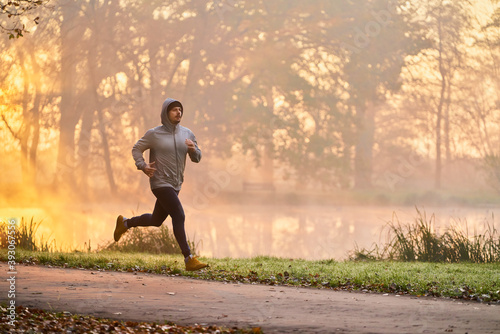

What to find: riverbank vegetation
left=1, top=249, right=499, bottom=303
left=1, top=212, right=499, bottom=303
left=352, top=209, right=500, bottom=263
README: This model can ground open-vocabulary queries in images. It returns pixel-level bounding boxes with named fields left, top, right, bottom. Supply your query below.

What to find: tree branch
left=1, top=114, right=20, bottom=140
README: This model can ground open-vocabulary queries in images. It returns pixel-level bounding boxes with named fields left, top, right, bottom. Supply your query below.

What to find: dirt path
left=1, top=263, right=498, bottom=333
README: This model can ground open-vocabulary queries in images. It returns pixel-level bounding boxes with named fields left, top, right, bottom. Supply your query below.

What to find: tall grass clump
left=103, top=225, right=198, bottom=255
left=444, top=219, right=499, bottom=263
left=353, top=208, right=500, bottom=263
left=0, top=217, right=56, bottom=252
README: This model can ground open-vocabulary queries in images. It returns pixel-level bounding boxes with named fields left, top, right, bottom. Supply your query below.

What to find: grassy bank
left=2, top=210, right=499, bottom=305
left=2, top=249, right=499, bottom=303
left=3, top=207, right=499, bottom=263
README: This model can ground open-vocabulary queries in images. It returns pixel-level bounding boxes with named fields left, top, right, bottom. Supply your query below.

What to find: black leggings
left=126, top=187, right=191, bottom=258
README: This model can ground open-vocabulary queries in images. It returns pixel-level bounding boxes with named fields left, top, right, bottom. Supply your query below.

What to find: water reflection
left=186, top=205, right=499, bottom=260
left=1, top=204, right=498, bottom=260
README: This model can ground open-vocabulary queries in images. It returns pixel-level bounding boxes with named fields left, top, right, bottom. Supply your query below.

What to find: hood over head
left=161, top=98, right=184, bottom=126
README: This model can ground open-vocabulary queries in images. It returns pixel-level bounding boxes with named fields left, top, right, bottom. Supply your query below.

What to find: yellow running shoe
left=185, top=256, right=208, bottom=271
left=114, top=215, right=128, bottom=242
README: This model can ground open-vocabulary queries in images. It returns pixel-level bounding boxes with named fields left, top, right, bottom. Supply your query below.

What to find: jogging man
left=114, top=98, right=207, bottom=271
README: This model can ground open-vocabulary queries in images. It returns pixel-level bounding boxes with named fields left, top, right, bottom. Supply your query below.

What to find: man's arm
left=132, top=129, right=153, bottom=171
left=186, top=132, right=201, bottom=163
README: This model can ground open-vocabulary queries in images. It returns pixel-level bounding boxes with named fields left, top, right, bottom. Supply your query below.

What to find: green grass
left=2, top=211, right=499, bottom=304
left=2, top=249, right=499, bottom=303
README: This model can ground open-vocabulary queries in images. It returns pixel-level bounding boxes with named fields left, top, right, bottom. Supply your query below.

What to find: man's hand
left=142, top=161, right=156, bottom=178
left=185, top=139, right=196, bottom=153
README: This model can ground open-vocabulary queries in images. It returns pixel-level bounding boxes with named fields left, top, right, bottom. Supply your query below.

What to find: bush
left=352, top=208, right=500, bottom=263
left=102, top=225, right=198, bottom=255
left=0, top=217, right=56, bottom=252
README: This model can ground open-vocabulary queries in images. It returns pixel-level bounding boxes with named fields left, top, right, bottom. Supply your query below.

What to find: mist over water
left=3, top=200, right=498, bottom=260
left=186, top=204, right=500, bottom=260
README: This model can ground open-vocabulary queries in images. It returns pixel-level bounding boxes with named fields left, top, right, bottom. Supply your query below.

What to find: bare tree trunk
left=76, top=94, right=95, bottom=194
left=444, top=81, right=451, bottom=162
left=19, top=52, right=31, bottom=184
left=262, top=90, right=275, bottom=185
left=55, top=0, right=82, bottom=189
left=354, top=99, right=375, bottom=189
left=96, top=108, right=117, bottom=194
left=182, top=7, right=208, bottom=126
left=28, top=47, right=42, bottom=181
left=87, top=22, right=117, bottom=195
left=435, top=16, right=446, bottom=189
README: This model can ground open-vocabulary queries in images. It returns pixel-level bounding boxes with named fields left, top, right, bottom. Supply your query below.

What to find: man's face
left=168, top=107, right=182, bottom=124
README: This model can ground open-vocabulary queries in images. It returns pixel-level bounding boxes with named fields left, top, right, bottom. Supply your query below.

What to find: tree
left=428, top=0, right=471, bottom=188
left=0, top=0, right=48, bottom=38
left=204, top=1, right=353, bottom=188
left=0, top=5, right=59, bottom=185
left=398, top=0, right=474, bottom=189
left=334, top=0, right=427, bottom=188
left=55, top=0, right=86, bottom=189
left=453, top=0, right=500, bottom=192
left=3, top=0, right=497, bottom=198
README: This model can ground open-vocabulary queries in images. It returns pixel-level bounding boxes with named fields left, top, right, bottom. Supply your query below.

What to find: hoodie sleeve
left=132, top=129, right=154, bottom=170
left=188, top=131, right=202, bottom=163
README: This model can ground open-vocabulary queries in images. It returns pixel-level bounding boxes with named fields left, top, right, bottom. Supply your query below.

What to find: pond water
left=2, top=204, right=498, bottom=260
left=185, top=204, right=499, bottom=260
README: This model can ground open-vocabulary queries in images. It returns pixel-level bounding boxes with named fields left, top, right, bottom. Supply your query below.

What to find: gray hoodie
left=132, top=98, right=202, bottom=191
